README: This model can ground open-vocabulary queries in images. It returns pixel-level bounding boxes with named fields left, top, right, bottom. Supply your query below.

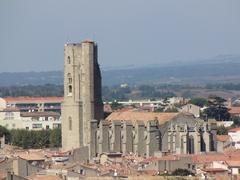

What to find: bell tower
left=61, top=40, right=103, bottom=156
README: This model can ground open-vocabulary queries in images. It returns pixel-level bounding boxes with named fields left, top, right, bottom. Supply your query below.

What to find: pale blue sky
left=0, top=0, right=240, bottom=72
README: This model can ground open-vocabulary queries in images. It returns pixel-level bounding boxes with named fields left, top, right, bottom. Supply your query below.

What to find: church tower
left=61, top=40, right=103, bottom=156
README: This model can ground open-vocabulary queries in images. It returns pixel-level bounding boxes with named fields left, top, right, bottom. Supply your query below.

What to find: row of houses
left=139, top=149, right=240, bottom=178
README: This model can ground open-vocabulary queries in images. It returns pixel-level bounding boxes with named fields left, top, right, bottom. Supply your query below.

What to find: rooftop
left=229, top=127, right=240, bottom=132
left=216, top=135, right=232, bottom=142
left=20, top=111, right=60, bottom=117
left=229, top=107, right=240, bottom=114
left=3, top=97, right=63, bottom=102
left=201, top=167, right=227, bottom=172
left=27, top=175, right=62, bottom=180
left=192, top=154, right=228, bottom=163
left=226, top=160, right=240, bottom=167
left=16, top=152, right=45, bottom=161
left=106, top=111, right=179, bottom=125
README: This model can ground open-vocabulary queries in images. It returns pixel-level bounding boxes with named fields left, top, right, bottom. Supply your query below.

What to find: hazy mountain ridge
left=0, top=55, right=240, bottom=86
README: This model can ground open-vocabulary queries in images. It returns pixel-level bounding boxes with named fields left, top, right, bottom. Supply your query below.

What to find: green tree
left=231, top=116, right=240, bottom=128
left=9, top=129, right=61, bottom=149
left=189, top=97, right=207, bottom=107
left=203, top=96, right=230, bottom=121
left=154, top=98, right=170, bottom=112
left=111, top=101, right=123, bottom=111
left=0, top=125, right=11, bottom=143
left=216, top=125, right=228, bottom=135
left=50, top=128, right=62, bottom=147
left=172, top=168, right=192, bottom=176
left=165, top=107, right=179, bottom=112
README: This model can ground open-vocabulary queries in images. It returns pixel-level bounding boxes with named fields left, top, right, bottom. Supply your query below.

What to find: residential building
left=0, top=97, right=63, bottom=113
left=0, top=108, right=61, bottom=130
left=216, top=135, right=233, bottom=152
left=229, top=106, right=240, bottom=118
left=228, top=127, right=240, bottom=149
left=181, top=103, right=200, bottom=117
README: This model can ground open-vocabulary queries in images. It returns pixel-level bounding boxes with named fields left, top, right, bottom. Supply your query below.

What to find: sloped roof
left=192, top=154, right=228, bottom=163
left=229, top=127, right=240, bottom=132
left=17, top=152, right=45, bottom=161
left=216, top=135, right=232, bottom=142
left=105, top=111, right=179, bottom=125
left=3, top=97, right=63, bottom=102
left=27, top=175, right=62, bottom=180
left=20, top=111, right=60, bottom=117
left=226, top=160, right=240, bottom=167
left=229, top=107, right=240, bottom=114
left=201, top=167, right=227, bottom=172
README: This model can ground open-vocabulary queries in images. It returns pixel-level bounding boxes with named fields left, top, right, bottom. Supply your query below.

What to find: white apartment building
left=228, top=127, right=240, bottom=149
left=0, top=97, right=63, bottom=113
left=0, top=108, right=61, bottom=130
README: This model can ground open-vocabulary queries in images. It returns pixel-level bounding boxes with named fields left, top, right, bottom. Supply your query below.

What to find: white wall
left=229, top=131, right=240, bottom=149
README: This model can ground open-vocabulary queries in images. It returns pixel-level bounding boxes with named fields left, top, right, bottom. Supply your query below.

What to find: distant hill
left=0, top=55, right=240, bottom=86
left=0, top=71, right=63, bottom=86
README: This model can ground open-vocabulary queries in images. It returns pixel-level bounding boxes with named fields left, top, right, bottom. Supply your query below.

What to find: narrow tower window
left=68, top=85, right=72, bottom=95
left=67, top=56, right=71, bottom=64
left=67, top=73, right=72, bottom=84
left=69, top=117, right=72, bottom=130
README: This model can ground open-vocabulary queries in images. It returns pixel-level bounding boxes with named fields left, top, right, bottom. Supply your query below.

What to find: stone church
left=61, top=40, right=216, bottom=159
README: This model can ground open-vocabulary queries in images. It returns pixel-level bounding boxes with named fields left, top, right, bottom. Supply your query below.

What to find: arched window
left=187, top=135, right=195, bottom=154
left=67, top=56, right=71, bottom=64
left=68, top=85, right=72, bottom=94
left=69, top=117, right=72, bottom=130
left=67, top=73, right=72, bottom=84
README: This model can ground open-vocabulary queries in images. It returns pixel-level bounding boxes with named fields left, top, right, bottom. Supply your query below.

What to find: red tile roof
left=201, top=167, right=227, bottom=172
left=20, top=111, right=60, bottom=117
left=216, top=135, right=232, bottom=142
left=106, top=111, right=179, bottom=125
left=3, top=97, right=63, bottom=102
left=226, top=160, right=240, bottom=167
left=229, top=127, right=240, bottom=132
left=192, top=154, right=228, bottom=163
left=229, top=107, right=240, bottom=114
left=27, top=175, right=62, bottom=180
left=141, top=155, right=180, bottom=163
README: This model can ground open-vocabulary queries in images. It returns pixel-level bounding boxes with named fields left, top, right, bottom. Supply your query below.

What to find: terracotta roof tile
left=20, top=111, right=60, bottom=117
left=216, top=135, right=232, bottom=142
left=27, top=175, right=62, bottom=180
left=192, top=154, right=228, bottom=163
left=229, top=107, right=240, bottom=114
left=226, top=160, right=240, bottom=167
left=201, top=167, right=227, bottom=172
left=15, top=151, right=45, bottom=161
left=106, top=111, right=179, bottom=125
left=3, top=97, right=63, bottom=102
left=0, top=171, right=7, bottom=179
left=229, top=127, right=240, bottom=132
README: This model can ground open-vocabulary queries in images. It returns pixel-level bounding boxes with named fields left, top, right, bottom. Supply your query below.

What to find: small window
left=69, top=117, right=72, bottom=130
left=67, top=56, right=71, bottom=64
left=67, top=73, right=72, bottom=84
left=68, top=85, right=72, bottom=94
left=32, top=123, right=42, bottom=129
left=68, top=77, right=72, bottom=84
